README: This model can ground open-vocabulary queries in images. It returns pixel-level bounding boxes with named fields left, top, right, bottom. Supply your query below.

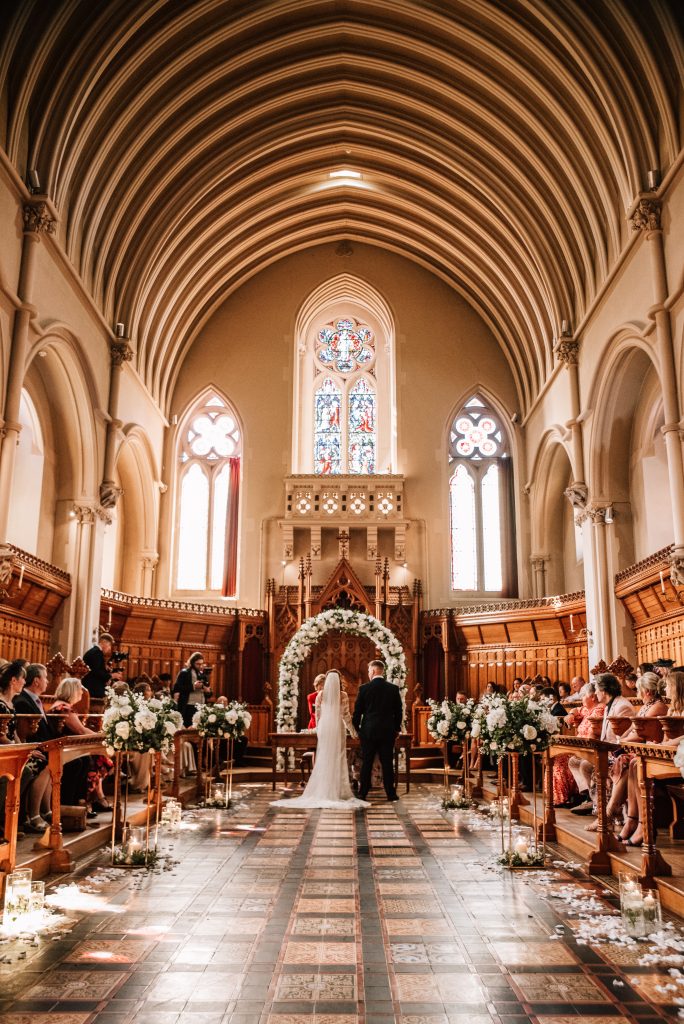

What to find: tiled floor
left=0, top=783, right=681, bottom=1024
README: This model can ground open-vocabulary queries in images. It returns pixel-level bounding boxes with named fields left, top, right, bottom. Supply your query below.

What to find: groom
left=352, top=659, right=403, bottom=802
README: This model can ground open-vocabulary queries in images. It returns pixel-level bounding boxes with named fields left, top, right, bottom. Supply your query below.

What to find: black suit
left=352, top=676, right=403, bottom=800
left=82, top=645, right=112, bottom=699
left=13, top=688, right=56, bottom=742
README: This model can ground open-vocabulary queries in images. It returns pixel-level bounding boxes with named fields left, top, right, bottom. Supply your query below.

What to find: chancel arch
left=529, top=433, right=581, bottom=598
left=102, top=427, right=159, bottom=595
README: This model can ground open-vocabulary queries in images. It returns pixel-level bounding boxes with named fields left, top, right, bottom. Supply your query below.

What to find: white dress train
left=271, top=672, right=369, bottom=810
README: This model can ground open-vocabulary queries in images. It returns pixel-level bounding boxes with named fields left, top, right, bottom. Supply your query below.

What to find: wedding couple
left=272, top=660, right=403, bottom=810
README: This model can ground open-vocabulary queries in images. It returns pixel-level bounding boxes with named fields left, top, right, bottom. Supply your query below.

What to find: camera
left=196, top=666, right=213, bottom=684
left=111, top=650, right=129, bottom=664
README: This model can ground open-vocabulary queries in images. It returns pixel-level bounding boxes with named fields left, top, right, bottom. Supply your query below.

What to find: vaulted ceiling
left=1, top=0, right=681, bottom=412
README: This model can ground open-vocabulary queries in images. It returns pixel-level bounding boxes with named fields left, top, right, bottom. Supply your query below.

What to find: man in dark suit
left=352, top=659, right=403, bottom=802
left=13, top=662, right=55, bottom=741
left=82, top=633, right=119, bottom=698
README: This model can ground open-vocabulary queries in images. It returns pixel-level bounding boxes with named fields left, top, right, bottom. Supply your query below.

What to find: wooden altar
left=265, top=554, right=421, bottom=728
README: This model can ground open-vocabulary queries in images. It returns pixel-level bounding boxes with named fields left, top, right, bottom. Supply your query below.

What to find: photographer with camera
left=82, top=633, right=126, bottom=699
left=173, top=652, right=212, bottom=727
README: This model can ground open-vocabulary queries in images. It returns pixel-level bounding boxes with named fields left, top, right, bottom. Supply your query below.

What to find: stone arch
left=586, top=329, right=662, bottom=566
left=528, top=430, right=579, bottom=596
left=103, top=426, right=159, bottom=594
left=292, top=274, right=397, bottom=473
left=23, top=326, right=102, bottom=567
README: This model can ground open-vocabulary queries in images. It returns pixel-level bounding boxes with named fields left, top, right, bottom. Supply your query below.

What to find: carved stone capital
left=72, top=503, right=96, bottom=524
left=0, top=547, right=14, bottom=598
left=554, top=337, right=580, bottom=366
left=141, top=553, right=159, bottom=570
left=529, top=555, right=547, bottom=571
left=631, top=197, right=661, bottom=232
left=564, top=482, right=588, bottom=510
left=23, top=201, right=56, bottom=235
left=99, top=481, right=123, bottom=509
left=669, top=555, right=684, bottom=588
left=111, top=342, right=134, bottom=367
left=585, top=504, right=609, bottom=524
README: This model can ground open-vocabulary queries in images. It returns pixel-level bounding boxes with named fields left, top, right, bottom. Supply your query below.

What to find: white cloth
left=271, top=671, right=369, bottom=810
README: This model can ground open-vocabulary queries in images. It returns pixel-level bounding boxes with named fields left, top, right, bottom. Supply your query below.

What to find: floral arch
left=276, top=608, right=407, bottom=733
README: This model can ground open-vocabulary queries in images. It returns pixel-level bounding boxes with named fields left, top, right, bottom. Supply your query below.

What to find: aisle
left=0, top=783, right=678, bottom=1024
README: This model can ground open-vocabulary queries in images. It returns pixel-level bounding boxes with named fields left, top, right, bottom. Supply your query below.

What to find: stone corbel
left=281, top=523, right=294, bottom=562
left=309, top=526, right=321, bottom=560
left=366, top=526, right=378, bottom=561
left=0, top=545, right=15, bottom=599
left=394, top=524, right=407, bottom=563
left=669, top=555, right=684, bottom=588
left=630, top=195, right=662, bottom=233
left=22, top=199, right=57, bottom=235
left=554, top=337, right=580, bottom=366
left=99, top=480, right=123, bottom=509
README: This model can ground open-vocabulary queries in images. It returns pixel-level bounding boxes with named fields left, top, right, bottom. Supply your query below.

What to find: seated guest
left=14, top=663, right=53, bottom=742
left=133, top=679, right=153, bottom=701
left=82, top=633, right=122, bottom=698
left=570, top=673, right=635, bottom=815
left=173, top=652, right=212, bottom=727
left=154, top=673, right=173, bottom=698
left=623, top=671, right=639, bottom=695
left=564, top=676, right=585, bottom=704
left=510, top=678, right=523, bottom=697
left=619, top=670, right=684, bottom=845
left=542, top=686, right=565, bottom=717
left=557, top=682, right=572, bottom=702
left=484, top=681, right=500, bottom=696
left=53, top=677, right=113, bottom=814
left=595, top=672, right=667, bottom=832
left=307, top=674, right=325, bottom=729
left=557, top=681, right=604, bottom=807
left=455, top=690, right=469, bottom=704
left=0, top=660, right=52, bottom=833
left=637, top=661, right=654, bottom=675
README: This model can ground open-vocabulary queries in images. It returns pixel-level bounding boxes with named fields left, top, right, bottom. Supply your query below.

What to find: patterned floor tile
left=274, top=972, right=357, bottom=1001
left=64, top=938, right=156, bottom=963
left=295, top=898, right=356, bottom=913
left=301, top=882, right=356, bottom=896
left=382, top=898, right=439, bottom=913
left=1, top=1017, right=93, bottom=1024
left=628, top=973, right=682, bottom=1004
left=291, top=917, right=356, bottom=936
left=536, top=1019, right=631, bottom=1024
left=385, top=919, right=453, bottom=936
left=490, top=941, right=577, bottom=966
left=283, top=942, right=357, bottom=964
left=510, top=973, right=610, bottom=1003
left=395, top=972, right=486, bottom=1002
left=24, top=970, right=126, bottom=1001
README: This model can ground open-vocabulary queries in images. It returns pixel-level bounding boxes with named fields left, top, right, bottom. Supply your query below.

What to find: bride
left=271, top=670, right=369, bottom=809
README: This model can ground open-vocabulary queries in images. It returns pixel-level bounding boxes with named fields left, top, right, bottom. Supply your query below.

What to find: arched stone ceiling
left=0, top=0, right=681, bottom=412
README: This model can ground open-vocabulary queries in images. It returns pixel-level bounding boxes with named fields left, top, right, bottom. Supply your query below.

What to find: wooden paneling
left=615, top=547, right=684, bottom=666
left=0, top=545, right=71, bottom=664
left=99, top=590, right=268, bottom=702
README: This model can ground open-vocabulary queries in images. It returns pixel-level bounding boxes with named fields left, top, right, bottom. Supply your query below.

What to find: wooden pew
left=0, top=741, right=37, bottom=897
left=543, top=735, right=621, bottom=873
left=620, top=741, right=683, bottom=884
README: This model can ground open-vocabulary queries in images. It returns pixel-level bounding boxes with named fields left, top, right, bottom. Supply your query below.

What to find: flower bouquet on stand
left=193, top=701, right=251, bottom=807
left=472, top=692, right=559, bottom=868
left=427, top=698, right=476, bottom=808
left=103, top=688, right=183, bottom=866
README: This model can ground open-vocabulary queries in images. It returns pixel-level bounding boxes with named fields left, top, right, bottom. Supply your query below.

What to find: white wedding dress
left=271, top=671, right=370, bottom=810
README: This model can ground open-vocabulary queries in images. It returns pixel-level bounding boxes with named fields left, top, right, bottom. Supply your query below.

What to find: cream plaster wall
left=168, top=243, right=518, bottom=610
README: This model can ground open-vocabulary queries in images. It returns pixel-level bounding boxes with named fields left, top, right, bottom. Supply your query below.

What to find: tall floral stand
left=110, top=749, right=163, bottom=867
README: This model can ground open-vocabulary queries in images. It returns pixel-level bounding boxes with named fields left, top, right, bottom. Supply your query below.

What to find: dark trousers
left=359, top=734, right=397, bottom=799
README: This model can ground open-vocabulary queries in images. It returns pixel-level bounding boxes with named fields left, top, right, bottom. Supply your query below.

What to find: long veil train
left=271, top=671, right=369, bottom=810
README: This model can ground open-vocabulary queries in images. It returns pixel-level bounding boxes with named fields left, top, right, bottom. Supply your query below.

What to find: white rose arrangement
left=426, top=698, right=476, bottom=742
left=192, top=700, right=252, bottom=739
left=472, top=693, right=560, bottom=760
left=103, top=688, right=183, bottom=755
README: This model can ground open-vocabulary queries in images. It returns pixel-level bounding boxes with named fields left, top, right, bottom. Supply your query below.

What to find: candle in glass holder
left=621, top=890, right=646, bottom=937
left=213, top=783, right=225, bottom=803
left=126, top=826, right=145, bottom=861
left=452, top=784, right=464, bottom=802
left=29, top=881, right=45, bottom=916
left=4, top=869, right=32, bottom=923
left=642, top=889, right=662, bottom=931
left=513, top=836, right=529, bottom=858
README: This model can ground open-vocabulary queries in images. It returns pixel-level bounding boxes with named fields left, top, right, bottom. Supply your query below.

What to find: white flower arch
left=276, top=608, right=407, bottom=733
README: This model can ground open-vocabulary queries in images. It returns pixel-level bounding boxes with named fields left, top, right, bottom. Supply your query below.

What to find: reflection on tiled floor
left=1, top=782, right=683, bottom=1024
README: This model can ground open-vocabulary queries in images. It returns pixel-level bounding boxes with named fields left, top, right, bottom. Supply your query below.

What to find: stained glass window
left=317, top=317, right=374, bottom=373
left=314, top=378, right=342, bottom=474
left=449, top=395, right=513, bottom=594
left=176, top=392, right=241, bottom=592
left=348, top=379, right=376, bottom=474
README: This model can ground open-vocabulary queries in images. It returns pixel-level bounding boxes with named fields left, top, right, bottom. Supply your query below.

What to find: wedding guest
left=484, top=681, right=500, bottom=696
left=53, top=677, right=113, bottom=814
left=556, top=681, right=604, bottom=807
left=542, top=686, right=565, bottom=717
left=619, top=671, right=684, bottom=845
left=587, top=672, right=667, bottom=832
left=570, top=673, right=636, bottom=815
left=133, top=679, right=153, bottom=700
left=0, top=660, right=52, bottom=834
left=455, top=690, right=469, bottom=704
left=307, top=674, right=325, bottom=729
left=623, top=672, right=639, bottom=695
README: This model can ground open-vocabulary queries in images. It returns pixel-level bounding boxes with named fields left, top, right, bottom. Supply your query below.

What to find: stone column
left=0, top=200, right=57, bottom=540
left=100, top=340, right=134, bottom=510
left=529, top=555, right=548, bottom=599
left=66, top=503, right=111, bottom=658
left=631, top=196, right=684, bottom=581
left=554, top=333, right=585, bottom=487
left=140, top=552, right=159, bottom=596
